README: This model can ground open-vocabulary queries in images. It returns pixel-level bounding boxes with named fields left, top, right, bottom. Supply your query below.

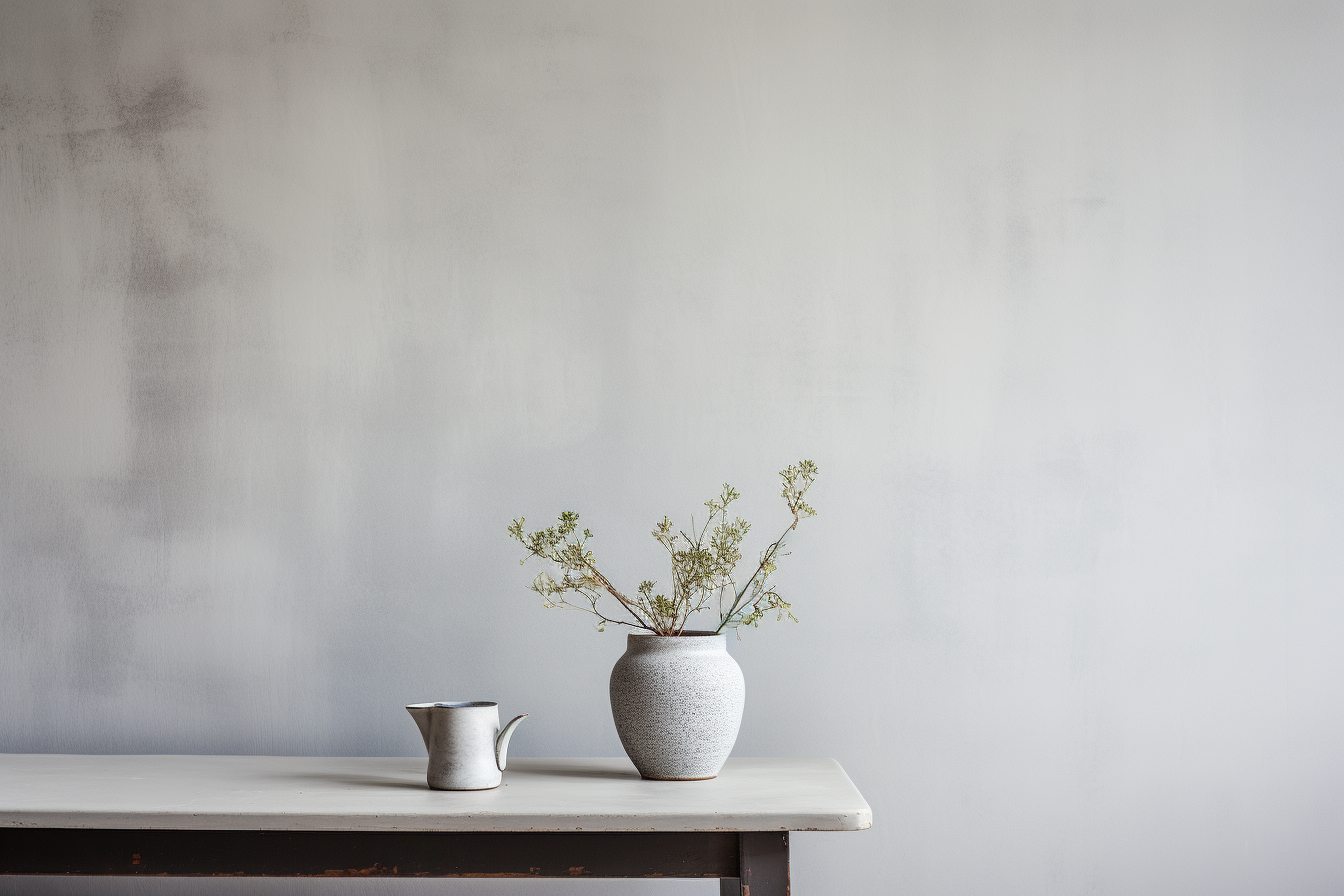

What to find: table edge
left=0, top=755, right=873, bottom=832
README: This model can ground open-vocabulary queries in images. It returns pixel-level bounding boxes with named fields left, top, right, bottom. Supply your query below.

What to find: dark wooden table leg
left=737, top=831, right=789, bottom=896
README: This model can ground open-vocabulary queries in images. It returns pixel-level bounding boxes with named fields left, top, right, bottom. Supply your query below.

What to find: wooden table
left=0, top=755, right=871, bottom=893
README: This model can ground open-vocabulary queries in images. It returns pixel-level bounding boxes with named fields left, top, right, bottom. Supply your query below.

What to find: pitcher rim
left=406, top=701, right=498, bottom=709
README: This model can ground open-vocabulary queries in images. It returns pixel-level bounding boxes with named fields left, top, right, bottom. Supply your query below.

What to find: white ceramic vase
left=608, top=631, right=745, bottom=780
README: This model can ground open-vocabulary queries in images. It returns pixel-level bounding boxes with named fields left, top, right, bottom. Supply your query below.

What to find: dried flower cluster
left=508, top=461, right=818, bottom=636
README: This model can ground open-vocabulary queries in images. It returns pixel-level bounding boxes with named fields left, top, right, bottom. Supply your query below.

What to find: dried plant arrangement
left=508, top=461, right=818, bottom=635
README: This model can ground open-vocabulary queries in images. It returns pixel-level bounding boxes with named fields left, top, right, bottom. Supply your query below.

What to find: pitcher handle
left=495, top=714, right=528, bottom=771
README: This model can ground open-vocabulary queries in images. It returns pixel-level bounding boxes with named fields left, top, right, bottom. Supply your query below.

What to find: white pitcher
left=406, top=702, right=528, bottom=790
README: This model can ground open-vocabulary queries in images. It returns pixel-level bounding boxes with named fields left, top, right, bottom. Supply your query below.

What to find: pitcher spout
left=406, top=704, right=434, bottom=753
left=495, top=714, right=528, bottom=771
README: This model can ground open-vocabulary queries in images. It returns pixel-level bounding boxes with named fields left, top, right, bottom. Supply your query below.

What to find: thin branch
left=713, top=523, right=791, bottom=634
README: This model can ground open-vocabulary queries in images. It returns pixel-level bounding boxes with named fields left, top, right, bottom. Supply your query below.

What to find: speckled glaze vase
left=609, top=632, right=745, bottom=780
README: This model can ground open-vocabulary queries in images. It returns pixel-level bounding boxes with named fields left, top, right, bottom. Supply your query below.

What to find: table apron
left=0, top=828, right=781, bottom=879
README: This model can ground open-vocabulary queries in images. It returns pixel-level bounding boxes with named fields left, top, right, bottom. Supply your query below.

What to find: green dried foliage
left=508, top=460, right=818, bottom=636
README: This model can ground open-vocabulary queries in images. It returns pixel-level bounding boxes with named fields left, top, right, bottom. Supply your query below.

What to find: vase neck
left=625, top=632, right=727, bottom=653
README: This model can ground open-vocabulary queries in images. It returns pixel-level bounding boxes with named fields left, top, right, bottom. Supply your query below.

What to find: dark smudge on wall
left=2, top=3, right=282, bottom=703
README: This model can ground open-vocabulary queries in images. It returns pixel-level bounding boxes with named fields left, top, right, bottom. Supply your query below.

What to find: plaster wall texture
left=2, top=2, right=1342, bottom=894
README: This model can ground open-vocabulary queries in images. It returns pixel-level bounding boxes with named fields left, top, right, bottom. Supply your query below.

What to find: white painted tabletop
left=0, top=755, right=871, bottom=833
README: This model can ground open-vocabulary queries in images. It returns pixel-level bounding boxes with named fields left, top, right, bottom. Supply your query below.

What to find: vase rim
left=630, top=630, right=723, bottom=637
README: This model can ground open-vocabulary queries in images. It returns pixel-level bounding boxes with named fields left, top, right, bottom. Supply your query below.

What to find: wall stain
left=2, top=2, right=278, bottom=714
left=270, top=0, right=312, bottom=45
left=0, top=83, right=13, bottom=129
left=63, top=76, right=203, bottom=163
left=90, top=3, right=126, bottom=40
left=115, top=76, right=200, bottom=142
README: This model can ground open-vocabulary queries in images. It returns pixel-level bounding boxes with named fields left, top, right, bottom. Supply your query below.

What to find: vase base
left=640, top=774, right=718, bottom=781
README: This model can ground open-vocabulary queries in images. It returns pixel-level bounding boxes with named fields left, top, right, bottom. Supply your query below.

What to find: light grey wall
left=2, top=1, right=1342, bottom=894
